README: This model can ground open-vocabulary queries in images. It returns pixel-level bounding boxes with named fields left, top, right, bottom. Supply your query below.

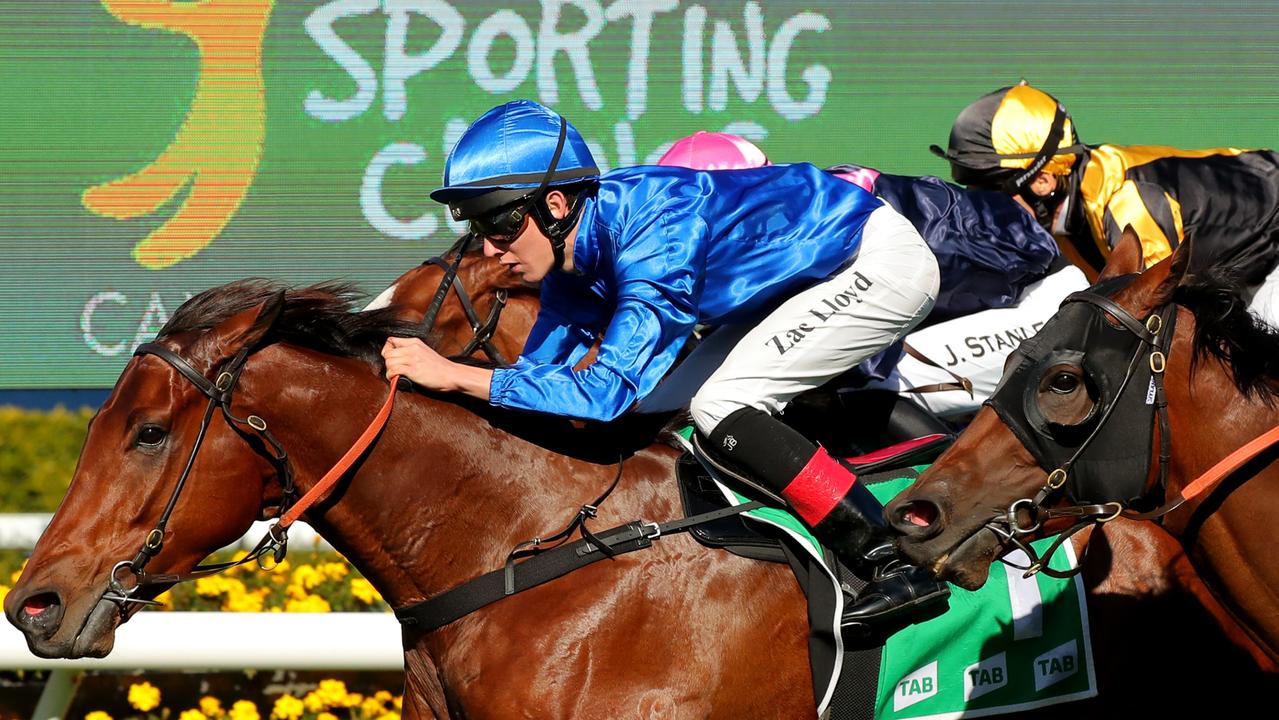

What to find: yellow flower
left=270, top=694, right=304, bottom=720
left=154, top=589, right=174, bottom=610
left=291, top=565, right=323, bottom=590
left=302, top=692, right=326, bottom=714
left=195, top=577, right=225, bottom=597
left=195, top=576, right=246, bottom=598
left=128, top=681, right=162, bottom=712
left=199, top=696, right=224, bottom=717
left=392, top=696, right=402, bottom=710
left=284, top=594, right=331, bottom=613
left=179, top=709, right=207, bottom=720
left=373, top=691, right=393, bottom=704
left=375, top=713, right=400, bottom=720
left=359, top=696, right=385, bottom=717
left=85, top=712, right=113, bottom=720
left=318, top=562, right=348, bottom=582
left=314, top=679, right=351, bottom=707
left=228, top=700, right=260, bottom=720
left=350, top=578, right=383, bottom=605
left=224, top=591, right=264, bottom=613
left=316, top=714, right=339, bottom=720
left=0, top=586, right=9, bottom=605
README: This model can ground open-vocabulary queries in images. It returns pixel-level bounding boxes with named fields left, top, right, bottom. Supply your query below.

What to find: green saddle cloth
left=717, top=467, right=1097, bottom=718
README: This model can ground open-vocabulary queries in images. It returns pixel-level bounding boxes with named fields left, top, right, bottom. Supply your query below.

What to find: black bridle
left=982, top=289, right=1178, bottom=579
left=419, top=233, right=511, bottom=366
left=105, top=340, right=298, bottom=608
left=105, top=241, right=513, bottom=608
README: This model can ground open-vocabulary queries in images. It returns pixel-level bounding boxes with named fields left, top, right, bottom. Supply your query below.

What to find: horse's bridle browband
left=420, top=234, right=511, bottom=366
left=106, top=340, right=299, bottom=607
left=985, top=290, right=1177, bottom=579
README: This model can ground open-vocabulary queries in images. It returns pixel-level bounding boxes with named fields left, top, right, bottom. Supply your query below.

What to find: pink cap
left=656, top=131, right=770, bottom=170
left=831, top=166, right=881, bottom=194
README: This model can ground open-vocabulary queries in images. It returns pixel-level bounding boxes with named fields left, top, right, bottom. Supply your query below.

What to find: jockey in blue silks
left=382, top=100, right=950, bottom=635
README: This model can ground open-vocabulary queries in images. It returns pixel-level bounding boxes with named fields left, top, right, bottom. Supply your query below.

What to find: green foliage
left=0, top=406, right=92, bottom=512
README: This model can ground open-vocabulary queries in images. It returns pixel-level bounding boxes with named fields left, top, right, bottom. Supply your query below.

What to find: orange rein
left=1130, top=423, right=1279, bottom=520
left=278, top=375, right=401, bottom=528
left=1179, top=424, right=1279, bottom=503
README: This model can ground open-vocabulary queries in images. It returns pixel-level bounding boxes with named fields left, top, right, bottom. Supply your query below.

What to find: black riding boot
left=703, top=408, right=949, bottom=638
left=810, top=469, right=950, bottom=637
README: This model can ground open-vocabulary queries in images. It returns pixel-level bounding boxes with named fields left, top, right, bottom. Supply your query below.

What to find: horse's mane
left=159, top=279, right=681, bottom=462
left=1155, top=260, right=1279, bottom=402
left=159, top=279, right=429, bottom=364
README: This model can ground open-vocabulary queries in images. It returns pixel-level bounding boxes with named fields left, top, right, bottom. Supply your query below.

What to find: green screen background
left=3, top=0, right=1277, bottom=388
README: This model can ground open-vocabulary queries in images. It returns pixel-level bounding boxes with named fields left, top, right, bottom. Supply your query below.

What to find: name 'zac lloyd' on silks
left=380, top=100, right=951, bottom=636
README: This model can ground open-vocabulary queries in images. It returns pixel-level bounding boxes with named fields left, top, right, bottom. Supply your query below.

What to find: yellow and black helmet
left=931, top=83, right=1085, bottom=192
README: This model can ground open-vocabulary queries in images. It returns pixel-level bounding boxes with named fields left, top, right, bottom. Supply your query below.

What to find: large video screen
left=2, top=0, right=1277, bottom=388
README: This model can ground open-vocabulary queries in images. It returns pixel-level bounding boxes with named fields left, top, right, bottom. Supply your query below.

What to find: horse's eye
left=1049, top=372, right=1079, bottom=394
left=137, top=425, right=167, bottom=447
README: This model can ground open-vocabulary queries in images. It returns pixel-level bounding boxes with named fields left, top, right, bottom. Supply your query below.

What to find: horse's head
left=887, top=230, right=1179, bottom=588
left=4, top=286, right=307, bottom=658
left=369, top=237, right=539, bottom=364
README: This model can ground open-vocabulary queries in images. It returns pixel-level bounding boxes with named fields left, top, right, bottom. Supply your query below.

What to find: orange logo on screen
left=82, top=0, right=275, bottom=270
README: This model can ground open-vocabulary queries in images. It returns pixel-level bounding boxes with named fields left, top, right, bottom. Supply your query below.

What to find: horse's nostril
left=21, top=592, right=60, bottom=621
left=900, top=501, right=939, bottom=528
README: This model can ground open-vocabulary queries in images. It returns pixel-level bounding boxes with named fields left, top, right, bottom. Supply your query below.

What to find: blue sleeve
left=489, top=210, right=708, bottom=421
left=519, top=296, right=598, bottom=368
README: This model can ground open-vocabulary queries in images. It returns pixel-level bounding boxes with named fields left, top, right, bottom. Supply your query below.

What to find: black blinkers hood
left=984, top=274, right=1169, bottom=505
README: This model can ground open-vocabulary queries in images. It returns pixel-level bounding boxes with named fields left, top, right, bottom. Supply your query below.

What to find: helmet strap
left=532, top=191, right=590, bottom=271
left=509, top=115, right=575, bottom=271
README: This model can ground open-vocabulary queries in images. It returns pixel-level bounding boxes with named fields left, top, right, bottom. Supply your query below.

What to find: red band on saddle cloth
left=781, top=450, right=858, bottom=526
left=280, top=375, right=401, bottom=528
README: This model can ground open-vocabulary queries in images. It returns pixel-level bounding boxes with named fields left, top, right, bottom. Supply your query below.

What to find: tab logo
left=893, top=660, right=938, bottom=711
left=1033, top=640, right=1079, bottom=691
left=964, top=652, right=1008, bottom=701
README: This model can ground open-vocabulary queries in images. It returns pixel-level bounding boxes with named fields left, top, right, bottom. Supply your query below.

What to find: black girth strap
left=394, top=501, right=763, bottom=632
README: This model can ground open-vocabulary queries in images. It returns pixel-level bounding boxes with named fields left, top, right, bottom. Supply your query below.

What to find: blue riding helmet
left=431, top=100, right=599, bottom=221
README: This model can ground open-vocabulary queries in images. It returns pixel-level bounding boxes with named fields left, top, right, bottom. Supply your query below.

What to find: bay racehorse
left=5, top=282, right=818, bottom=718
left=887, top=230, right=1279, bottom=669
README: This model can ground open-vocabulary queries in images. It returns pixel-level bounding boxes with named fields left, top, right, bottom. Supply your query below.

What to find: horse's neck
left=1165, top=314, right=1279, bottom=511
left=1163, top=315, right=1279, bottom=658
left=247, top=347, right=680, bottom=609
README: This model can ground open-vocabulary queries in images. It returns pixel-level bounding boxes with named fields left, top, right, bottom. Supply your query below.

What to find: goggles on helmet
left=467, top=196, right=533, bottom=243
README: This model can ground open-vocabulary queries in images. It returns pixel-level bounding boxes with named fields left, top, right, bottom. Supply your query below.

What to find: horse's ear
left=211, top=290, right=286, bottom=358
left=1097, top=225, right=1144, bottom=282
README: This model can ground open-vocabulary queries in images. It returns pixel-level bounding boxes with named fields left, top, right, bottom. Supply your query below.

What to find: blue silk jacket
left=487, top=163, right=883, bottom=421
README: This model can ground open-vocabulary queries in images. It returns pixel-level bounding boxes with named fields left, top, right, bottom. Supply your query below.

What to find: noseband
left=983, top=289, right=1177, bottom=579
